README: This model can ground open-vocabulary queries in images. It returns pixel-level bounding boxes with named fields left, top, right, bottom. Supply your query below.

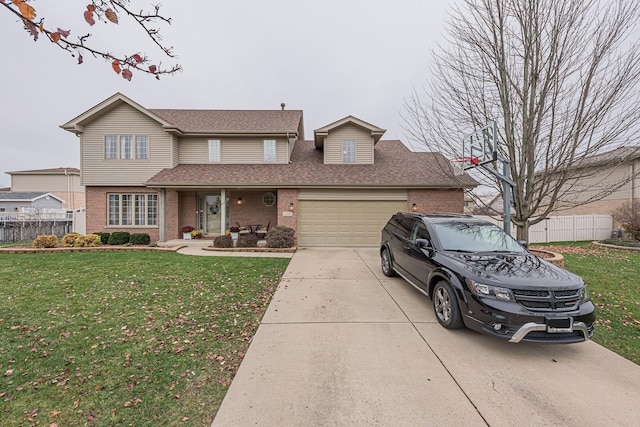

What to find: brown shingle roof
left=149, top=109, right=303, bottom=134
left=146, top=140, right=477, bottom=188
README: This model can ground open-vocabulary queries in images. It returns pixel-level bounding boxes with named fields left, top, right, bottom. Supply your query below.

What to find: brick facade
left=408, top=189, right=465, bottom=214
left=277, top=189, right=298, bottom=232
left=86, top=186, right=161, bottom=241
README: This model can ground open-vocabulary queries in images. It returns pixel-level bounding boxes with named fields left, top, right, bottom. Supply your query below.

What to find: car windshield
left=431, top=221, right=527, bottom=253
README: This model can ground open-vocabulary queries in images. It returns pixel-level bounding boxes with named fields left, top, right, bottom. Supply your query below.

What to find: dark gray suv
left=380, top=212, right=595, bottom=343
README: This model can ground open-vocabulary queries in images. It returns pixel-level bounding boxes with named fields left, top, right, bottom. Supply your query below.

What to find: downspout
left=64, top=168, right=71, bottom=211
left=159, top=189, right=166, bottom=241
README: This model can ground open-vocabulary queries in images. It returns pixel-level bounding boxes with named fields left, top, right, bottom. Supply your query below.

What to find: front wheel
left=381, top=248, right=396, bottom=277
left=432, top=281, right=463, bottom=329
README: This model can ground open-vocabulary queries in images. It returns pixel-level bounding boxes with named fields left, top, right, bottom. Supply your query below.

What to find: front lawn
left=0, top=252, right=289, bottom=426
left=536, top=243, right=639, bottom=365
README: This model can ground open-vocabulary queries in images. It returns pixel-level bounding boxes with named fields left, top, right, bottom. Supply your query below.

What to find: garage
left=297, top=190, right=407, bottom=247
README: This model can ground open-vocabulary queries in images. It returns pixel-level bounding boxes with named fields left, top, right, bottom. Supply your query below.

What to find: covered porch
left=160, top=188, right=297, bottom=240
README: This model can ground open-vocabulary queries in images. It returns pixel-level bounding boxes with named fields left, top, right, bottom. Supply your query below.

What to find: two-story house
left=61, top=93, right=476, bottom=246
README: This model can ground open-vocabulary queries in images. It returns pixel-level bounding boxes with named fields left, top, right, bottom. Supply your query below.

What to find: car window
left=395, top=215, right=414, bottom=239
left=411, top=222, right=430, bottom=241
left=431, top=221, right=527, bottom=253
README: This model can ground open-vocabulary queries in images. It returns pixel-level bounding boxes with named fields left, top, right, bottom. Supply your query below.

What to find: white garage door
left=298, top=199, right=407, bottom=247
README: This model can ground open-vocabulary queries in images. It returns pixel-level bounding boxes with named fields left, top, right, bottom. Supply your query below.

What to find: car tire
left=381, top=248, right=396, bottom=277
left=432, top=281, right=464, bottom=329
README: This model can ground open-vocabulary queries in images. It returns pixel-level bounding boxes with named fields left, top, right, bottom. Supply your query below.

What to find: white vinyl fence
left=476, top=215, right=613, bottom=243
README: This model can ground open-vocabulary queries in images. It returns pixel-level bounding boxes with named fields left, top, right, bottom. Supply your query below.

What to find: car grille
left=512, top=288, right=581, bottom=312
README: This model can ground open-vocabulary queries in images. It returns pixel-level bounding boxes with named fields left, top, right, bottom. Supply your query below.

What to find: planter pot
left=231, top=232, right=239, bottom=240
left=183, top=232, right=192, bottom=240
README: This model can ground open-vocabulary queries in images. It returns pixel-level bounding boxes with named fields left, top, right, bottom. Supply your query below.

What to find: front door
left=206, top=195, right=222, bottom=235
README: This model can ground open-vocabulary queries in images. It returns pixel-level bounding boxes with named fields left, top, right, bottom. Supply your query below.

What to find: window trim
left=342, top=140, right=356, bottom=163
left=104, top=134, right=149, bottom=160
left=107, top=193, right=158, bottom=227
left=208, top=139, right=221, bottom=162
left=263, top=140, right=276, bottom=163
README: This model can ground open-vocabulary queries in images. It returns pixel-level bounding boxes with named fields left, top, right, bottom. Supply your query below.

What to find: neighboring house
left=550, top=146, right=640, bottom=218
left=61, top=93, right=477, bottom=246
left=473, top=146, right=640, bottom=221
left=5, top=167, right=85, bottom=211
left=0, top=192, right=65, bottom=219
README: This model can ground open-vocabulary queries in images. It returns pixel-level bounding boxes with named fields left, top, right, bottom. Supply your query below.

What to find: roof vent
left=280, top=103, right=285, bottom=110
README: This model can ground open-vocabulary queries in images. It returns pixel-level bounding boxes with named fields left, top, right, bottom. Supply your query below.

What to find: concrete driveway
left=212, top=248, right=640, bottom=426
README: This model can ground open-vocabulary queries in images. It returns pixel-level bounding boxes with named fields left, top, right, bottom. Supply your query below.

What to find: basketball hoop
left=449, top=156, right=479, bottom=176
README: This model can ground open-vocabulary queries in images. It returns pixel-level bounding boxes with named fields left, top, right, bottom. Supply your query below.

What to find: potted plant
left=229, top=225, right=240, bottom=240
left=181, top=225, right=195, bottom=240
left=191, top=229, right=203, bottom=239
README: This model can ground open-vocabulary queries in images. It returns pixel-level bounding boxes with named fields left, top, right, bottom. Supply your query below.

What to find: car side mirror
left=518, top=240, right=528, bottom=249
left=415, top=238, right=432, bottom=249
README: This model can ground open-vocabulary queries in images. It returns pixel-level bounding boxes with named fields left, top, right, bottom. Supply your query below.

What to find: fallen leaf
left=4, top=369, right=13, bottom=376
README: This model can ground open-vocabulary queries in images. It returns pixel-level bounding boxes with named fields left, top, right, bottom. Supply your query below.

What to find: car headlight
left=466, top=278, right=514, bottom=302
left=580, top=285, right=590, bottom=302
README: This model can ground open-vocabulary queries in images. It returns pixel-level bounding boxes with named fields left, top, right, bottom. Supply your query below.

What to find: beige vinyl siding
left=323, top=123, right=374, bottom=164
left=171, top=134, right=180, bottom=167
left=179, top=137, right=289, bottom=164
left=81, top=103, right=173, bottom=186
left=11, top=174, right=83, bottom=193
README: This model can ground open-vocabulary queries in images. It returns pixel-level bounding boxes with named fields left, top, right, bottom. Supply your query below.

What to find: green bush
left=93, top=232, right=110, bottom=244
left=237, top=235, right=258, bottom=248
left=33, top=235, right=58, bottom=248
left=130, top=233, right=151, bottom=245
left=74, top=234, right=101, bottom=247
left=265, top=226, right=295, bottom=248
left=213, top=235, right=234, bottom=248
left=107, top=231, right=131, bottom=245
left=62, top=233, right=82, bottom=247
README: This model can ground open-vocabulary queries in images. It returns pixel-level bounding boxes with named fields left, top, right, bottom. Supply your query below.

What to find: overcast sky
left=0, top=0, right=454, bottom=187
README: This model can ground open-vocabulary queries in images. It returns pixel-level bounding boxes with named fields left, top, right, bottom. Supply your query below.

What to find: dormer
left=314, top=116, right=386, bottom=165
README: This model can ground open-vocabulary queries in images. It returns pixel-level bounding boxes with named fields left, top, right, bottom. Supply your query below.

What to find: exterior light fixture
left=237, top=197, right=243, bottom=205
left=412, top=203, right=418, bottom=212
left=289, top=202, right=294, bottom=211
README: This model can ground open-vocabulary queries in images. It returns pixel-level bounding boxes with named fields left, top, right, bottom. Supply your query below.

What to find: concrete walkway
left=211, top=247, right=640, bottom=426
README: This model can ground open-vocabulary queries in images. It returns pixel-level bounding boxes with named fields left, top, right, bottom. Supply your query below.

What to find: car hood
left=439, top=251, right=584, bottom=289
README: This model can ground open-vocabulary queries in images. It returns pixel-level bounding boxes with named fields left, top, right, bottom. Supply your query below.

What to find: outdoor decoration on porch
left=181, top=225, right=195, bottom=240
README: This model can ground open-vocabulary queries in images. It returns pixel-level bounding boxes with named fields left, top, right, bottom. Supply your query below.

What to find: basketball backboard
left=462, top=121, right=498, bottom=168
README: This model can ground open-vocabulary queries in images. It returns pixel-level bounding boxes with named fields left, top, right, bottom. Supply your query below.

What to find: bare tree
left=404, top=0, right=640, bottom=240
left=1, top=0, right=181, bottom=80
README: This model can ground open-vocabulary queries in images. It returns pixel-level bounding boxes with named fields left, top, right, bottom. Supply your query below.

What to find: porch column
left=220, top=188, right=227, bottom=234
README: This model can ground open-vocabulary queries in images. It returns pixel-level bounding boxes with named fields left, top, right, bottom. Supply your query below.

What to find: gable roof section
left=0, top=192, right=64, bottom=202
left=146, top=140, right=477, bottom=189
left=149, top=109, right=303, bottom=135
left=61, top=93, right=304, bottom=137
left=60, top=92, right=173, bottom=134
left=314, top=115, right=386, bottom=148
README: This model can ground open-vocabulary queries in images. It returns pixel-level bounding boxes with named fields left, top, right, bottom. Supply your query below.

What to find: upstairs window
left=342, top=140, right=355, bottom=163
left=263, top=140, right=276, bottom=163
left=104, top=135, right=148, bottom=160
left=120, top=135, right=133, bottom=159
left=105, top=135, right=118, bottom=159
left=136, top=136, right=149, bottom=160
left=208, top=139, right=221, bottom=162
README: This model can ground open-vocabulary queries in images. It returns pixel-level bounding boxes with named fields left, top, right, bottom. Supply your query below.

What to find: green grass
left=537, top=242, right=639, bottom=365
left=0, top=251, right=289, bottom=426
